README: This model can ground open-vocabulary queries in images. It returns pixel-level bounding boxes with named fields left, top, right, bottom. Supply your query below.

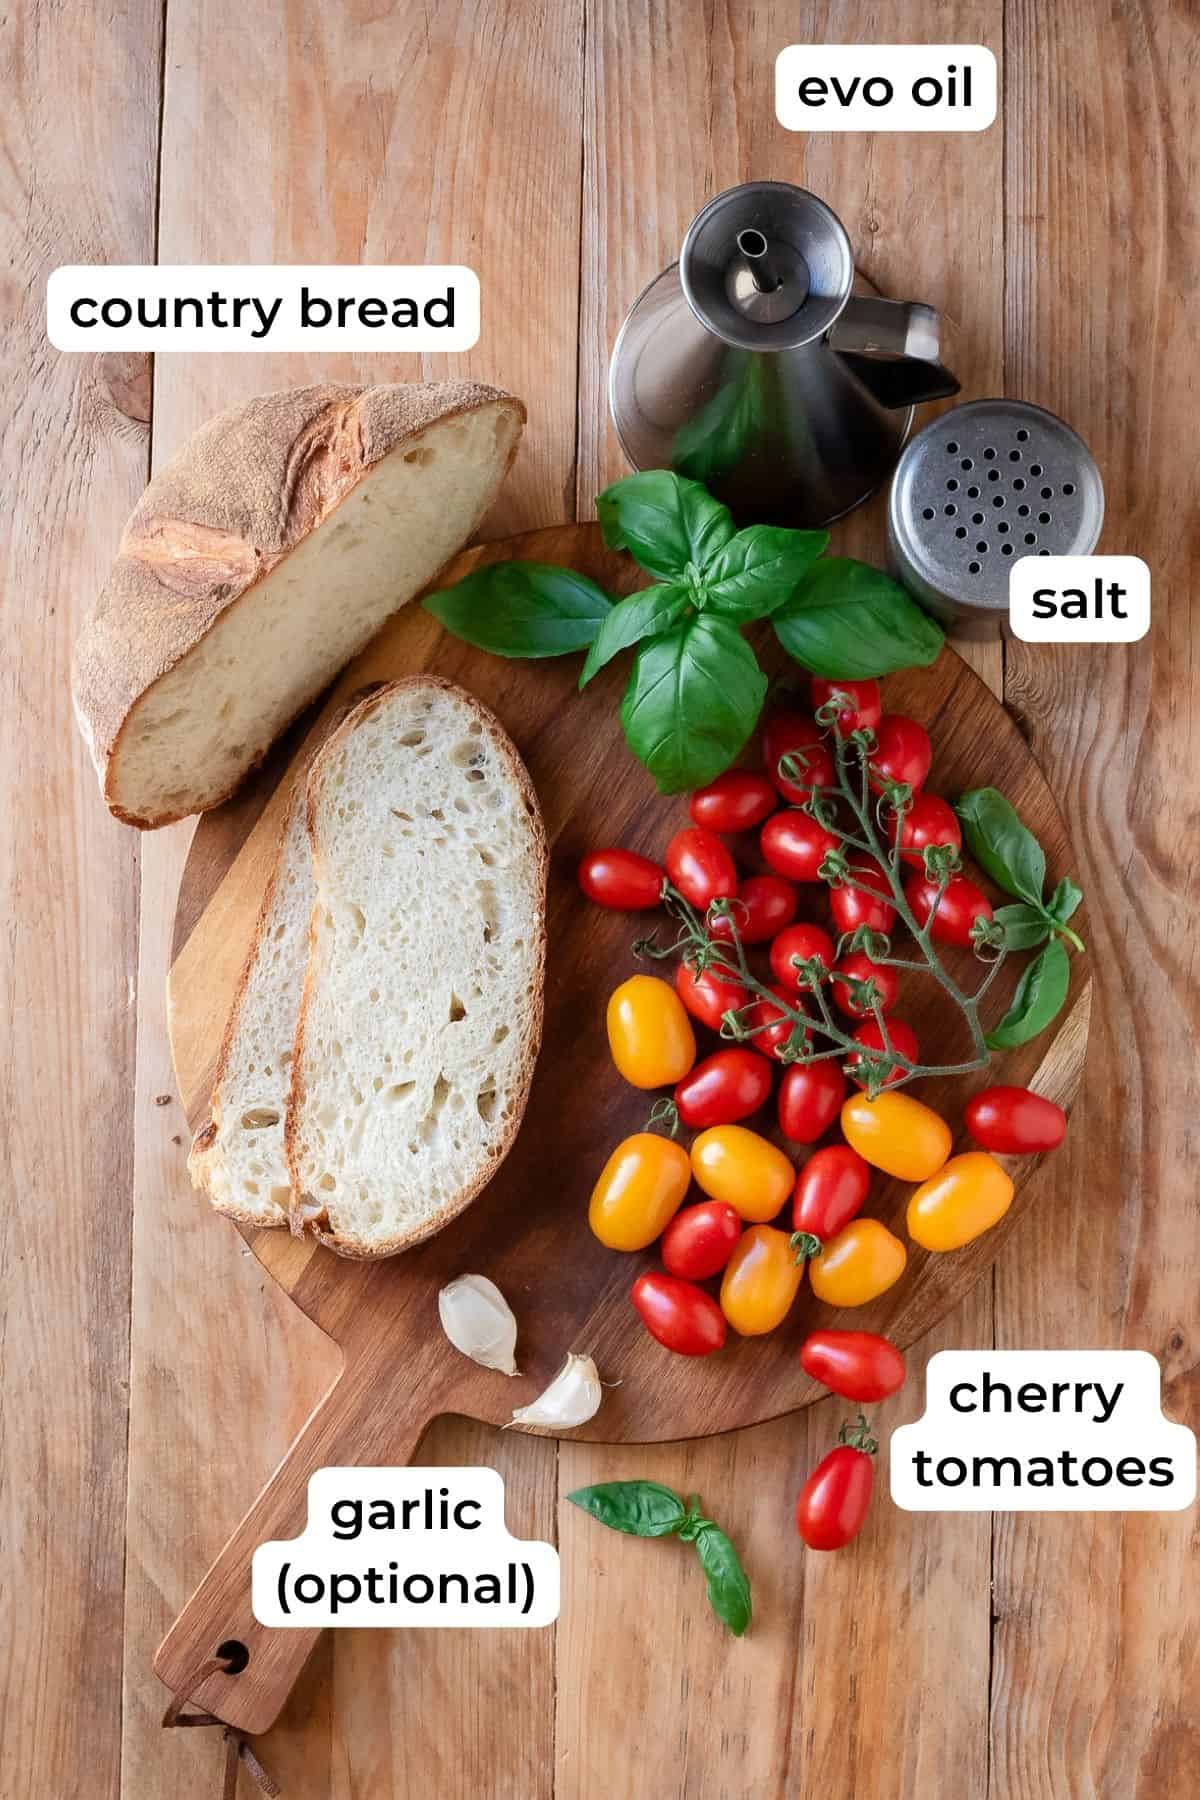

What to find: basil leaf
left=693, top=1525, right=752, bottom=1637
left=702, top=525, right=830, bottom=621
left=566, top=1480, right=687, bottom=1538
left=773, top=558, right=944, bottom=678
left=1048, top=876, right=1083, bottom=925
left=425, top=561, right=610, bottom=658
left=595, top=470, right=735, bottom=581
left=986, top=938, right=1071, bottom=1050
left=579, top=583, right=689, bottom=688
left=955, top=788, right=1047, bottom=906
left=621, top=615, right=767, bottom=793
left=994, top=903, right=1051, bottom=951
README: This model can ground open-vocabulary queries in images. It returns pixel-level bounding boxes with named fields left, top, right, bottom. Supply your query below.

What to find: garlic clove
left=438, top=1274, right=519, bottom=1375
left=509, top=1352, right=603, bottom=1431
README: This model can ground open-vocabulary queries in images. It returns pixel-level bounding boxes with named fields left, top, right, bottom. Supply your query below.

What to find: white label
left=252, top=1467, right=559, bottom=1627
left=891, top=1351, right=1196, bottom=1512
left=1009, top=554, right=1150, bottom=642
left=47, top=265, right=480, bottom=353
left=775, top=45, right=997, bottom=132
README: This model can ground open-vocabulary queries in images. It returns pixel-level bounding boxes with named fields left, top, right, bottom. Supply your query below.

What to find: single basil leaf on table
left=621, top=614, right=768, bottom=793
left=566, top=1480, right=688, bottom=1538
left=986, top=937, right=1071, bottom=1049
left=1047, top=876, right=1084, bottom=924
left=773, top=557, right=944, bottom=678
left=595, top=470, right=735, bottom=581
left=692, top=1524, right=752, bottom=1637
left=701, top=525, right=831, bottom=621
left=955, top=788, right=1047, bottom=906
left=993, top=903, right=1051, bottom=952
left=579, top=582, right=690, bottom=688
left=424, top=561, right=611, bottom=658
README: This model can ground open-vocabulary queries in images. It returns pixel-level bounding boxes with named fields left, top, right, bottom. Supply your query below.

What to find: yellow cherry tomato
left=720, top=1225, right=804, bottom=1335
left=907, top=1151, right=1014, bottom=1251
left=840, top=1090, right=952, bottom=1182
left=588, top=1132, right=692, bottom=1251
left=607, top=974, right=696, bottom=1089
left=809, top=1218, right=907, bottom=1307
left=690, top=1124, right=795, bottom=1222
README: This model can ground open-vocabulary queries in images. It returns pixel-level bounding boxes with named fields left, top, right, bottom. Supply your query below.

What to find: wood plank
left=991, top=5, right=1200, bottom=1794
left=0, top=6, right=160, bottom=1797
left=123, top=2, right=583, bottom=1792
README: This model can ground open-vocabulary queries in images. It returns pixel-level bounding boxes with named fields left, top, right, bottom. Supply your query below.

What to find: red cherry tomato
left=770, top=923, right=837, bottom=991
left=869, top=715, right=933, bottom=794
left=828, top=856, right=897, bottom=936
left=796, top=1424, right=878, bottom=1550
left=708, top=874, right=798, bottom=946
left=906, top=872, right=994, bottom=947
left=800, top=1331, right=906, bottom=1403
left=578, top=848, right=664, bottom=911
left=965, top=1085, right=1068, bottom=1154
left=777, top=1059, right=846, bottom=1143
left=661, top=1200, right=743, bottom=1280
left=665, top=828, right=737, bottom=910
left=888, top=792, right=962, bottom=868
left=762, top=711, right=836, bottom=801
left=792, top=1145, right=870, bottom=1245
left=674, top=1048, right=774, bottom=1129
left=689, top=771, right=777, bottom=834
left=632, top=1272, right=727, bottom=1357
left=830, top=951, right=900, bottom=1019
left=761, top=810, right=840, bottom=883
left=675, top=959, right=748, bottom=1033
left=847, top=1018, right=920, bottom=1087
left=811, top=677, right=882, bottom=735
left=745, top=985, right=807, bottom=1062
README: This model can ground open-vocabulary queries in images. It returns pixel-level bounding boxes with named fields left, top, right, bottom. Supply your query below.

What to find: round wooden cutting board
left=156, top=522, right=1090, bottom=1732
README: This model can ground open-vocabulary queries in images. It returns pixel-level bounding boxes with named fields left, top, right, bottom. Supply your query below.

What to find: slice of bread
left=286, top=678, right=547, bottom=1258
left=74, top=381, right=524, bottom=829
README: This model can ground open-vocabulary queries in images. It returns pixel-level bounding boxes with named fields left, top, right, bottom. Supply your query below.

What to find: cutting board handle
left=154, top=1360, right=437, bottom=1738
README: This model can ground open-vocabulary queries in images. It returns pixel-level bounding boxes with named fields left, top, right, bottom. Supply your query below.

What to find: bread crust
left=73, top=381, right=525, bottom=829
left=284, top=675, right=548, bottom=1259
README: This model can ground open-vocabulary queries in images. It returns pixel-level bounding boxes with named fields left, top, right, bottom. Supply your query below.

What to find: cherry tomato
left=769, top=923, right=836, bottom=991
left=589, top=1132, right=692, bottom=1250
left=830, top=951, right=900, bottom=1019
left=744, top=985, right=807, bottom=1062
left=840, top=1090, right=952, bottom=1182
left=888, top=792, right=962, bottom=868
left=907, top=1151, right=1015, bottom=1251
left=720, top=1225, right=804, bottom=1335
left=828, top=856, right=897, bottom=936
left=632, top=1272, right=727, bottom=1357
left=808, top=1218, right=907, bottom=1307
left=792, top=1145, right=870, bottom=1247
left=691, top=1125, right=795, bottom=1222
left=906, top=872, right=994, bottom=947
left=578, top=847, right=664, bottom=910
left=965, top=1085, right=1067, bottom=1154
left=708, top=874, right=798, bottom=945
left=846, top=1018, right=920, bottom=1089
left=608, top=974, right=696, bottom=1089
left=800, top=1330, right=906, bottom=1402
left=869, top=715, right=932, bottom=794
left=777, top=1059, right=846, bottom=1144
left=674, top=1048, right=773, bottom=1129
left=762, top=710, right=836, bottom=801
left=810, top=677, right=883, bottom=735
left=674, top=958, right=749, bottom=1034
left=662, top=1200, right=743, bottom=1280
left=689, top=771, right=776, bottom=834
left=664, top=827, right=737, bottom=911
left=761, top=810, right=840, bottom=883
left=796, top=1419, right=878, bottom=1549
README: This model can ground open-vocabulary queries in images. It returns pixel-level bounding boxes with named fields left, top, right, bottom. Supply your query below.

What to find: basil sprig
left=954, top=788, right=1085, bottom=1049
left=567, top=1479, right=752, bottom=1637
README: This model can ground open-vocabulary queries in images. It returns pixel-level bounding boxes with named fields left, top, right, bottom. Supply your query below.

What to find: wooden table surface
left=4, top=3, right=1198, bottom=1796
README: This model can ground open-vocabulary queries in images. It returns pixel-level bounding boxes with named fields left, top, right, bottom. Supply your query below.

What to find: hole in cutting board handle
left=216, top=1638, right=250, bottom=1675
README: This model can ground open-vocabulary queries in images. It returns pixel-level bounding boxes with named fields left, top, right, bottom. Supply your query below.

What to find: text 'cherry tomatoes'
left=808, top=1218, right=907, bottom=1307
left=888, top=792, right=962, bottom=868
left=708, top=874, right=797, bottom=945
left=770, top=923, right=837, bottom=991
left=811, top=677, right=882, bottom=736
left=906, top=872, right=994, bottom=947
left=846, top=1018, right=920, bottom=1088
left=792, top=1146, right=870, bottom=1247
left=965, top=1085, right=1067, bottom=1155
left=841, top=1090, right=952, bottom=1183
left=578, top=847, right=664, bottom=911
left=720, top=1225, right=804, bottom=1336
left=589, top=1132, right=691, bottom=1251
left=608, top=974, right=696, bottom=1089
left=745, top=986, right=807, bottom=1062
left=800, top=1331, right=906, bottom=1403
left=665, top=827, right=737, bottom=911
left=869, top=715, right=933, bottom=794
left=762, top=810, right=840, bottom=884
left=907, top=1151, right=1014, bottom=1252
left=796, top=1419, right=878, bottom=1550
left=762, top=711, right=835, bottom=801
left=675, top=959, right=748, bottom=1034
left=689, top=770, right=777, bottom=834
left=632, top=1272, right=727, bottom=1357
left=662, top=1200, right=743, bottom=1281
left=691, top=1125, right=795, bottom=1222
left=777, top=1059, right=846, bottom=1144
left=828, top=856, right=897, bottom=936
left=830, top=950, right=900, bottom=1019
left=674, top=1048, right=773, bottom=1129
